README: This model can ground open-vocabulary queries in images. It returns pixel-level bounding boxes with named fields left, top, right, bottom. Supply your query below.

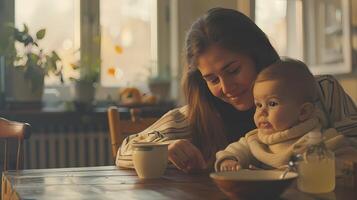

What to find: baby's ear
left=299, top=102, right=314, bottom=122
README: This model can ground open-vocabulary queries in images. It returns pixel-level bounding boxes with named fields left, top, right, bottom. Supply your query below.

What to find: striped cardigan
left=116, top=75, right=357, bottom=169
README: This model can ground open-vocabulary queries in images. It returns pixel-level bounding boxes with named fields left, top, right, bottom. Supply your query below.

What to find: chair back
left=107, top=106, right=158, bottom=162
left=0, top=118, right=31, bottom=171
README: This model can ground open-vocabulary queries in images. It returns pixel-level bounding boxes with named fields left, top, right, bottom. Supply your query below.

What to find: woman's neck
left=219, top=105, right=256, bottom=142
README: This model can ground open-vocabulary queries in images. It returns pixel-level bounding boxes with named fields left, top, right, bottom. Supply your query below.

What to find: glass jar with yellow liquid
left=297, top=130, right=335, bottom=193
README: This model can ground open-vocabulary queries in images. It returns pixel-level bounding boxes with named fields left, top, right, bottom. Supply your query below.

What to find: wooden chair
left=0, top=118, right=31, bottom=171
left=107, top=106, right=158, bottom=162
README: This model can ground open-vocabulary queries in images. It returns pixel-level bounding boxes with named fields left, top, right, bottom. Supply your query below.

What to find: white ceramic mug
left=132, top=142, right=168, bottom=179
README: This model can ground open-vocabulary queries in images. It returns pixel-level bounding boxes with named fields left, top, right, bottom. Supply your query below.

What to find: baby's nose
left=258, top=107, right=268, bottom=116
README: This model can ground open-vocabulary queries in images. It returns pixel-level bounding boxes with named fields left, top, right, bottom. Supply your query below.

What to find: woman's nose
left=221, top=77, right=235, bottom=95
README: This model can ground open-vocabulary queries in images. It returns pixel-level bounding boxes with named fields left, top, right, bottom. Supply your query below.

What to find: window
left=100, top=0, right=156, bottom=88
left=15, top=0, right=161, bottom=87
left=13, top=0, right=167, bottom=100
left=303, top=0, right=351, bottom=74
left=15, top=0, right=80, bottom=85
left=255, top=0, right=288, bottom=57
left=255, top=0, right=352, bottom=75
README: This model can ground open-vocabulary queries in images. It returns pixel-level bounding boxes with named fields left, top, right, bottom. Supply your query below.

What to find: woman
left=116, top=8, right=357, bottom=173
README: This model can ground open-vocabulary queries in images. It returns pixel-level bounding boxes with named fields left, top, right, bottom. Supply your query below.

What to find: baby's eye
left=255, top=102, right=262, bottom=108
left=268, top=101, right=278, bottom=107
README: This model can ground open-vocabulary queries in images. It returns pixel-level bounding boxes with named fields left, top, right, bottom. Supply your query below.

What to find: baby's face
left=253, top=80, right=301, bottom=135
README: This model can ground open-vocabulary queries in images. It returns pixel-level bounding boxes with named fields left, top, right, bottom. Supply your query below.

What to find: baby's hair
left=255, top=58, right=317, bottom=103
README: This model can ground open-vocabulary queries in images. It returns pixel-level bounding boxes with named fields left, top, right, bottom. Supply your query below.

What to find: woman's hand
left=168, top=139, right=207, bottom=173
left=220, top=159, right=241, bottom=172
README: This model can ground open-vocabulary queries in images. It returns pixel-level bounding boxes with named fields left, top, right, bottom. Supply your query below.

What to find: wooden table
left=2, top=166, right=356, bottom=200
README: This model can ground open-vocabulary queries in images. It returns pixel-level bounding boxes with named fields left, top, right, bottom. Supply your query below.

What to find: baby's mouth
left=259, top=122, right=272, bottom=129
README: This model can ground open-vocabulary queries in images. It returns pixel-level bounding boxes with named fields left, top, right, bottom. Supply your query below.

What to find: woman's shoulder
left=152, top=105, right=189, bottom=127
left=314, top=74, right=338, bottom=84
left=163, top=105, right=189, bottom=118
left=314, top=74, right=343, bottom=95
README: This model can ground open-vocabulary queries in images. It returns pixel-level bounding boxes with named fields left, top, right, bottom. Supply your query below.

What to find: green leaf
left=50, top=60, right=57, bottom=71
left=36, top=29, right=46, bottom=40
left=46, top=55, right=59, bottom=73
left=23, top=24, right=29, bottom=34
left=60, top=73, right=64, bottom=83
left=14, top=29, right=24, bottom=42
left=28, top=53, right=39, bottom=64
left=14, top=65, right=25, bottom=70
left=23, top=35, right=34, bottom=46
left=15, top=56, right=23, bottom=61
left=51, top=51, right=61, bottom=61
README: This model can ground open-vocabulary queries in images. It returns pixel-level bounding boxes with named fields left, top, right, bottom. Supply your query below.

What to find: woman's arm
left=316, top=75, right=357, bottom=138
left=116, top=106, right=192, bottom=168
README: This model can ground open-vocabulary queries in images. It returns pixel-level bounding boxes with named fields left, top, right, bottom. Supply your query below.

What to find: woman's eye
left=227, top=67, right=240, bottom=74
left=268, top=101, right=278, bottom=107
left=206, top=77, right=219, bottom=85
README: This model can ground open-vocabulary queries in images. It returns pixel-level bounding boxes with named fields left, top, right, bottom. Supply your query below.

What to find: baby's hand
left=220, top=159, right=241, bottom=172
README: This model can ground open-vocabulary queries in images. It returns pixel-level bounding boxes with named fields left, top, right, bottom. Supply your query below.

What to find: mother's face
left=197, top=44, right=257, bottom=111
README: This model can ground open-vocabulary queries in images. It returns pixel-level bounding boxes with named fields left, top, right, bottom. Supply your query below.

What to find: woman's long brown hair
left=182, top=8, right=280, bottom=162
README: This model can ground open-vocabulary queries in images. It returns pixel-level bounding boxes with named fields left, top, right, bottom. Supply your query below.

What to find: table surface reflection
left=2, top=166, right=356, bottom=200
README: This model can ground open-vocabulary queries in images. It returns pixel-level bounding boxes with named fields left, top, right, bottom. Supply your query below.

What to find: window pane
left=256, top=0, right=351, bottom=74
left=255, top=0, right=287, bottom=55
left=100, top=0, right=156, bottom=87
left=15, top=0, right=80, bottom=85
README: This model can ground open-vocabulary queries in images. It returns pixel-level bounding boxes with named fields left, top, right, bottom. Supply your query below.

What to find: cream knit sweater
left=215, top=115, right=351, bottom=171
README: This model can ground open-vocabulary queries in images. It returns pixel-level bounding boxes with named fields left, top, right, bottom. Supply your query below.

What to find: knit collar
left=247, top=117, right=320, bottom=169
left=257, top=117, right=319, bottom=145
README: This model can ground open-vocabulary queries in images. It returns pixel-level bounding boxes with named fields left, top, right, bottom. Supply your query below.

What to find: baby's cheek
left=274, top=115, right=296, bottom=130
left=269, top=111, right=285, bottom=127
left=253, top=113, right=259, bottom=126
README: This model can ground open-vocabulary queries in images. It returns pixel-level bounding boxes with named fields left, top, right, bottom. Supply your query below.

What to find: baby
left=215, top=58, right=351, bottom=171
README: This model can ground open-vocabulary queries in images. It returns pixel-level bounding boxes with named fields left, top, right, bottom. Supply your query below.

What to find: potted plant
left=8, top=24, right=63, bottom=102
left=147, top=63, right=171, bottom=103
left=69, top=57, right=100, bottom=107
left=148, top=77, right=171, bottom=103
